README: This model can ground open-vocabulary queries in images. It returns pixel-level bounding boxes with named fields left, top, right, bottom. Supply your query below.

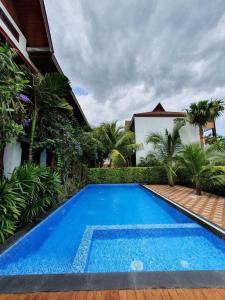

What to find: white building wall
left=134, top=117, right=199, bottom=165
left=3, top=142, right=22, bottom=178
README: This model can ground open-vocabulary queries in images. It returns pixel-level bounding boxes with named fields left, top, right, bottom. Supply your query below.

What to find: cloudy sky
left=44, top=0, right=225, bottom=134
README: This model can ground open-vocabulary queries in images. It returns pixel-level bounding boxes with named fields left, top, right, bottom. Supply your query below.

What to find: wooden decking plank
left=117, top=290, right=127, bottom=300
left=135, top=289, right=146, bottom=300
left=91, top=291, right=102, bottom=300
left=215, top=289, right=225, bottom=300
left=146, top=289, right=170, bottom=300
left=167, top=289, right=183, bottom=300
left=75, top=291, right=89, bottom=300
left=201, top=289, right=225, bottom=300
left=2, top=289, right=225, bottom=300
left=126, top=290, right=137, bottom=300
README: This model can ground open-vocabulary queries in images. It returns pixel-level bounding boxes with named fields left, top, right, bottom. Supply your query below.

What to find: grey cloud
left=44, top=0, right=225, bottom=133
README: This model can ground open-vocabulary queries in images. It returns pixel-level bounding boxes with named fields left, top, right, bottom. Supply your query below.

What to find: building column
left=3, top=142, right=22, bottom=178
left=40, top=149, right=47, bottom=166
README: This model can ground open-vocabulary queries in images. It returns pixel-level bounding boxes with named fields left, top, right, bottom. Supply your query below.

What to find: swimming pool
left=0, top=184, right=225, bottom=275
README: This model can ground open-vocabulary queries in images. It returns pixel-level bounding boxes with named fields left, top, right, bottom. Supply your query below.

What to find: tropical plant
left=0, top=178, right=25, bottom=242
left=10, top=164, right=62, bottom=223
left=138, top=154, right=161, bottom=167
left=93, top=121, right=142, bottom=167
left=146, top=121, right=184, bottom=186
left=0, top=42, right=29, bottom=174
left=178, top=143, right=225, bottom=195
left=28, top=72, right=72, bottom=162
left=186, top=99, right=224, bottom=148
left=205, top=135, right=225, bottom=153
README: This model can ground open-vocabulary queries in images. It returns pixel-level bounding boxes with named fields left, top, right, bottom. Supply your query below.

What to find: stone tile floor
left=145, top=185, right=225, bottom=230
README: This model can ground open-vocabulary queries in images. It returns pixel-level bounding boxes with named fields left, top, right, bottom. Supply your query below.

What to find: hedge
left=87, top=166, right=225, bottom=197
left=87, top=167, right=167, bottom=184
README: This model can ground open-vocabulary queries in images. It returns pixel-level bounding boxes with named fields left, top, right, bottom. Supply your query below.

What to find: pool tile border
left=72, top=223, right=200, bottom=273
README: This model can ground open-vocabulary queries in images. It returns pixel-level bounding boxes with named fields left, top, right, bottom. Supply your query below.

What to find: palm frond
left=110, top=149, right=127, bottom=168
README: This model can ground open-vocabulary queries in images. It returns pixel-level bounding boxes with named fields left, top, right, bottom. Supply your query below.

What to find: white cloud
left=45, top=0, right=225, bottom=134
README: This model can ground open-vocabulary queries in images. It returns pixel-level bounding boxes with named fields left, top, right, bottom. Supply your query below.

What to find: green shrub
left=58, top=177, right=85, bottom=203
left=87, top=166, right=225, bottom=196
left=177, top=166, right=225, bottom=196
left=0, top=179, right=25, bottom=242
left=87, top=167, right=167, bottom=184
left=11, top=164, right=62, bottom=223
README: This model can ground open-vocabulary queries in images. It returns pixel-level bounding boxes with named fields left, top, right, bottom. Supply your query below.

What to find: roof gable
left=152, top=102, right=165, bottom=112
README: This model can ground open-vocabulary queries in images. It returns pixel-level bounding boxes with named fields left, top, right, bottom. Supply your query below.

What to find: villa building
left=127, top=103, right=200, bottom=165
left=0, top=0, right=88, bottom=176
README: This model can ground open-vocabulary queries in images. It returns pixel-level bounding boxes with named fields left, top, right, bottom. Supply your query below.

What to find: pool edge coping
left=1, top=270, right=225, bottom=293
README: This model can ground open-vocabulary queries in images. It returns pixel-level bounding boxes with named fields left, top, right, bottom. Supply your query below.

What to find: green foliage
left=87, top=167, right=167, bottom=184
left=0, top=178, right=25, bottom=242
left=205, top=135, right=225, bottom=154
left=186, top=99, right=225, bottom=147
left=138, top=154, right=161, bottom=167
left=0, top=42, right=28, bottom=152
left=28, top=72, right=72, bottom=162
left=177, top=143, right=225, bottom=195
left=93, top=121, right=142, bottom=167
left=146, top=121, right=184, bottom=186
left=0, top=164, right=62, bottom=243
left=10, top=164, right=62, bottom=223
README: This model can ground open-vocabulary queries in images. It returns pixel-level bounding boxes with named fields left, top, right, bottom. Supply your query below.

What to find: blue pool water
left=0, top=184, right=225, bottom=275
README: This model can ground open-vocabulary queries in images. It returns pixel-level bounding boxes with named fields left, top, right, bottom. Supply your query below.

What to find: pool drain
left=180, top=260, right=189, bottom=268
left=130, top=260, right=143, bottom=271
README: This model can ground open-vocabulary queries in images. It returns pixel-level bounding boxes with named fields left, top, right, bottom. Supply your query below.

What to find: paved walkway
left=145, top=185, right=225, bottom=230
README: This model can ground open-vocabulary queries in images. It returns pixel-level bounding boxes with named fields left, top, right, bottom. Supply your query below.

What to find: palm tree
left=186, top=99, right=224, bottom=148
left=94, top=121, right=141, bottom=167
left=209, top=99, right=225, bottom=136
left=178, top=143, right=225, bottom=195
left=28, top=73, right=72, bottom=162
left=146, top=121, right=184, bottom=186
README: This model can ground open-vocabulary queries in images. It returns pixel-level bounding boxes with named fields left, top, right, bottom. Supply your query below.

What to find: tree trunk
left=50, top=151, right=56, bottom=170
left=199, top=126, right=205, bottom=148
left=167, top=165, right=174, bottom=187
left=196, top=181, right=202, bottom=196
left=168, top=177, right=174, bottom=187
left=212, top=120, right=217, bottom=137
left=28, top=110, right=37, bottom=163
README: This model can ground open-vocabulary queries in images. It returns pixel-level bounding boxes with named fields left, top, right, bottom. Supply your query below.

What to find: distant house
left=126, top=103, right=200, bottom=165
left=0, top=0, right=88, bottom=177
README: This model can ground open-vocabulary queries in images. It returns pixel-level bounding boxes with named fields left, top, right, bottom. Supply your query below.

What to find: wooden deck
left=146, top=185, right=225, bottom=230
left=1, top=289, right=225, bottom=299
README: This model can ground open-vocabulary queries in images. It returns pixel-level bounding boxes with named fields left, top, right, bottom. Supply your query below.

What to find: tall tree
left=146, top=121, right=184, bottom=186
left=186, top=99, right=224, bottom=148
left=28, top=73, right=72, bottom=162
